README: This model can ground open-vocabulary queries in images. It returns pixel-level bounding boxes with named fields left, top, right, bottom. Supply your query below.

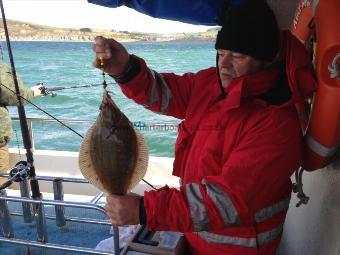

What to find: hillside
left=0, top=19, right=218, bottom=42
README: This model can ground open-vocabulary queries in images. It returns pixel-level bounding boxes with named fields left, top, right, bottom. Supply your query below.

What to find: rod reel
left=0, top=161, right=31, bottom=191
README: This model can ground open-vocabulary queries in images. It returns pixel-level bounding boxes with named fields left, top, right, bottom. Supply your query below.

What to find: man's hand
left=105, top=193, right=141, bottom=226
left=30, top=83, right=46, bottom=97
left=92, top=36, right=130, bottom=76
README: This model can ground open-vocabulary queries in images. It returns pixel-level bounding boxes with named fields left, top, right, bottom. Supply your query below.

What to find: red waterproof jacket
left=118, top=31, right=317, bottom=255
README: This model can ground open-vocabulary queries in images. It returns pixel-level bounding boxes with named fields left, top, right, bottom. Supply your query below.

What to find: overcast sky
left=3, top=0, right=212, bottom=33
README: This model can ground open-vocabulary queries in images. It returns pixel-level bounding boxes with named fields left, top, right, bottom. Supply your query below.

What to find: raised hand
left=92, top=36, right=130, bottom=76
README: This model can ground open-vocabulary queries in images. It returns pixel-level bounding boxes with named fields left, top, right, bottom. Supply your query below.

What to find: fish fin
left=127, top=131, right=149, bottom=192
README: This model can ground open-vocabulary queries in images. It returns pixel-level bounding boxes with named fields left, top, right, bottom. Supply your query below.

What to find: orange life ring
left=301, top=0, right=340, bottom=171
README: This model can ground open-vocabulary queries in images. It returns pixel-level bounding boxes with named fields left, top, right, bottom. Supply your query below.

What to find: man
left=93, top=0, right=316, bottom=254
left=0, top=61, right=44, bottom=185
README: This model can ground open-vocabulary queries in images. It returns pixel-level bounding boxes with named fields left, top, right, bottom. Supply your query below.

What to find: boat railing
left=2, top=117, right=179, bottom=254
left=0, top=173, right=120, bottom=254
left=11, top=117, right=180, bottom=151
left=11, top=117, right=91, bottom=151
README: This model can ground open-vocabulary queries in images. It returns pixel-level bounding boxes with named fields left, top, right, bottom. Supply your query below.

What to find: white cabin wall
left=279, top=157, right=340, bottom=255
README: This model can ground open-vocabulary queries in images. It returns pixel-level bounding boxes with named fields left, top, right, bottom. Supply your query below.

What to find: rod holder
left=19, top=180, right=33, bottom=223
left=0, top=190, right=14, bottom=238
left=53, top=178, right=66, bottom=227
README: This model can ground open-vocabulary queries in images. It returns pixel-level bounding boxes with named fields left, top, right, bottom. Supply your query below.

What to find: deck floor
left=0, top=191, right=113, bottom=255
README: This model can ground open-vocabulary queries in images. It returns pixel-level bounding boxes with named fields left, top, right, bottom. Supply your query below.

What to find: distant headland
left=0, top=19, right=218, bottom=42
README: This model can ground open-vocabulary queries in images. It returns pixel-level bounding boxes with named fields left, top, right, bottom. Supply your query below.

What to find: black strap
left=139, top=197, right=147, bottom=225
left=110, top=56, right=141, bottom=84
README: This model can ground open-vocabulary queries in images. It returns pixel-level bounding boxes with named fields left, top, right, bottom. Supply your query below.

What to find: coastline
left=0, top=37, right=215, bottom=43
left=0, top=19, right=217, bottom=43
left=0, top=38, right=141, bottom=43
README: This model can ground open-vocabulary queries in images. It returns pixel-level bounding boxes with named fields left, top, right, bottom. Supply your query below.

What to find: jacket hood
left=222, top=30, right=317, bottom=108
left=278, top=30, right=317, bottom=104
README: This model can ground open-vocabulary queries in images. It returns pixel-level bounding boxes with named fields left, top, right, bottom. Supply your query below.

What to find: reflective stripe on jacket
left=118, top=31, right=316, bottom=255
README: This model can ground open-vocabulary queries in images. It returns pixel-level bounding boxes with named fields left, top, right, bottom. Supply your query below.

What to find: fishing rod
left=0, top=0, right=42, bottom=198
left=40, top=82, right=115, bottom=96
left=0, top=37, right=156, bottom=193
left=0, top=82, right=156, bottom=190
left=0, top=83, right=84, bottom=138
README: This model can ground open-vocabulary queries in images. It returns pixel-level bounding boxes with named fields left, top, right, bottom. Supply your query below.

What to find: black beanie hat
left=215, top=0, right=280, bottom=61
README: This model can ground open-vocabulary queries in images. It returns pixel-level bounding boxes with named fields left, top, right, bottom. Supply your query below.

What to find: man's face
left=217, top=49, right=267, bottom=88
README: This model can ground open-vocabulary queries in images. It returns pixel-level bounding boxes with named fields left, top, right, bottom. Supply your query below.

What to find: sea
left=4, top=41, right=216, bottom=157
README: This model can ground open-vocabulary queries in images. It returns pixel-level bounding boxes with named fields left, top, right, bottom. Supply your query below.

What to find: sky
left=3, top=0, right=213, bottom=34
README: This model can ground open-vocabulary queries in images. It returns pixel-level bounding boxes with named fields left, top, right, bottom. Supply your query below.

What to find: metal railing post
left=53, top=178, right=66, bottom=227
left=0, top=195, right=115, bottom=254
left=113, top=225, right=120, bottom=255
left=19, top=180, right=33, bottom=223
left=34, top=201, right=48, bottom=242
left=0, top=190, right=14, bottom=238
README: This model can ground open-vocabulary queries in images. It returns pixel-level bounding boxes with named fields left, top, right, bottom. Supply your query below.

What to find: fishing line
left=1, top=82, right=157, bottom=190
left=0, top=0, right=43, bottom=198
left=142, top=178, right=157, bottom=190
left=98, top=57, right=156, bottom=190
left=43, top=81, right=115, bottom=95
left=14, top=129, right=22, bottom=159
left=0, top=83, right=84, bottom=138
left=98, top=57, right=107, bottom=89
left=0, top=44, right=3, bottom=60
left=0, top=52, right=156, bottom=191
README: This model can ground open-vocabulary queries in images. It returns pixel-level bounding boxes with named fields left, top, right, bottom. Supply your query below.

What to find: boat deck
left=1, top=149, right=179, bottom=255
left=0, top=190, right=114, bottom=255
